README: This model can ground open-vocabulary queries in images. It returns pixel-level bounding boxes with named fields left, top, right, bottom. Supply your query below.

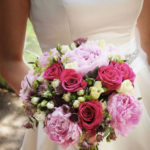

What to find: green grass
left=0, top=20, right=41, bottom=89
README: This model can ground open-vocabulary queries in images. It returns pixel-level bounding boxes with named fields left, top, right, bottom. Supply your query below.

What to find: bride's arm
left=137, top=0, right=150, bottom=64
left=0, top=0, right=30, bottom=94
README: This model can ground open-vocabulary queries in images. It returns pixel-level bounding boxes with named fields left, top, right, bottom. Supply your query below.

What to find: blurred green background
left=0, top=20, right=42, bottom=90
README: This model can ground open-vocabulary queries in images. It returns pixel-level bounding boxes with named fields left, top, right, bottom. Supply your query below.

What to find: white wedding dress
left=21, top=0, right=150, bottom=150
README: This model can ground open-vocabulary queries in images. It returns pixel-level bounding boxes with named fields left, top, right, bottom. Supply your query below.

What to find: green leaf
left=103, top=127, right=111, bottom=137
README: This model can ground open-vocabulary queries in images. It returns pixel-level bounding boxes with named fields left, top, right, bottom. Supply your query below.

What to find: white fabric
left=21, top=0, right=150, bottom=150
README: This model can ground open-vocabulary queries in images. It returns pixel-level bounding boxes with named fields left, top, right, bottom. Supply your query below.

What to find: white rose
left=34, top=111, right=46, bottom=122
left=51, top=79, right=60, bottom=88
left=117, top=79, right=135, bottom=95
left=64, top=62, right=78, bottom=70
left=61, top=45, right=71, bottom=54
left=62, top=92, right=71, bottom=102
left=73, top=100, right=80, bottom=108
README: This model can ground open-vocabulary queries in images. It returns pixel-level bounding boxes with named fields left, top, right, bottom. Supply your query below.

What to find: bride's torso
left=30, top=0, right=143, bottom=52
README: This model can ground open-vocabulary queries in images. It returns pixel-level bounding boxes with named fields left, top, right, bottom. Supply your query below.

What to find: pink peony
left=62, top=43, right=109, bottom=75
left=110, top=61, right=136, bottom=83
left=45, top=106, right=82, bottom=148
left=38, top=49, right=60, bottom=67
left=107, top=93, right=142, bottom=136
left=19, top=69, right=38, bottom=101
left=43, top=62, right=64, bottom=80
left=60, top=69, right=87, bottom=92
left=97, top=65, right=122, bottom=91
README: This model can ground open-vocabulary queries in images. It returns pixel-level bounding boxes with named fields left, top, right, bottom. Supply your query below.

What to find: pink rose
left=110, top=61, right=136, bottom=83
left=107, top=93, right=142, bottom=136
left=97, top=65, right=122, bottom=91
left=60, top=69, right=87, bottom=92
left=43, top=62, right=64, bottom=80
left=45, top=106, right=82, bottom=148
left=78, top=100, right=103, bottom=136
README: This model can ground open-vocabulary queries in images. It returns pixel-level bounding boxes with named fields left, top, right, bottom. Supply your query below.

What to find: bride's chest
left=31, top=0, right=142, bottom=26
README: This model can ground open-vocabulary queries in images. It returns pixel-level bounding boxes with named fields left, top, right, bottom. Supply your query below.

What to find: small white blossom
left=47, top=101, right=54, bottom=109
left=31, top=97, right=40, bottom=105
left=78, top=97, right=85, bottom=102
left=73, top=100, right=80, bottom=108
left=117, top=80, right=135, bottom=95
left=62, top=93, right=71, bottom=102
left=34, top=111, right=46, bottom=122
left=64, top=62, right=78, bottom=70
left=51, top=79, right=60, bottom=88
left=61, top=45, right=71, bottom=54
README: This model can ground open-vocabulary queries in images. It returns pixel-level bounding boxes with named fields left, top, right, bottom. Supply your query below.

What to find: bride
left=0, top=0, right=150, bottom=150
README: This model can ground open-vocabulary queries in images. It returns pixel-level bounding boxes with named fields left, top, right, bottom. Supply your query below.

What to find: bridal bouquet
left=20, top=38, right=142, bottom=150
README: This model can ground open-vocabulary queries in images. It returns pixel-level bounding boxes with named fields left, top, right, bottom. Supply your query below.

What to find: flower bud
left=23, top=122, right=33, bottom=129
left=43, top=91, right=52, bottom=98
left=47, top=101, right=54, bottom=109
left=53, top=55, right=59, bottom=62
left=73, top=100, right=80, bottom=108
left=70, top=42, right=76, bottom=50
left=33, top=80, right=39, bottom=88
left=37, top=74, right=44, bottom=82
left=41, top=100, right=48, bottom=107
left=31, top=97, right=40, bottom=105
left=61, top=45, right=70, bottom=54
left=37, top=103, right=42, bottom=110
left=51, top=79, right=60, bottom=88
left=77, top=90, right=85, bottom=96
left=63, top=92, right=71, bottom=102
left=78, top=97, right=85, bottom=102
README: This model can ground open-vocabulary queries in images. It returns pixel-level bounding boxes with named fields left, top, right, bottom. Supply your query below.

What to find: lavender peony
left=107, top=93, right=142, bottom=136
left=38, top=49, right=60, bottom=67
left=62, top=43, right=109, bottom=75
left=45, top=106, right=82, bottom=148
left=19, top=69, right=38, bottom=101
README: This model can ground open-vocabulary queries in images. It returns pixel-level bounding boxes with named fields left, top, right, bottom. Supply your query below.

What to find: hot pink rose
left=61, top=69, right=87, bottom=92
left=78, top=100, right=103, bottom=136
left=110, top=61, right=136, bottom=83
left=45, top=106, right=82, bottom=148
left=97, top=65, right=122, bottom=91
left=43, top=62, right=64, bottom=80
left=107, top=93, right=142, bottom=136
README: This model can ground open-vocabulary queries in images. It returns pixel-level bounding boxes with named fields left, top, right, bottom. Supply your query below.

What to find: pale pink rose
left=19, top=69, right=38, bottom=101
left=107, top=93, right=142, bottom=136
left=45, top=106, right=82, bottom=148
left=62, top=43, right=109, bottom=75
left=38, top=49, right=60, bottom=67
